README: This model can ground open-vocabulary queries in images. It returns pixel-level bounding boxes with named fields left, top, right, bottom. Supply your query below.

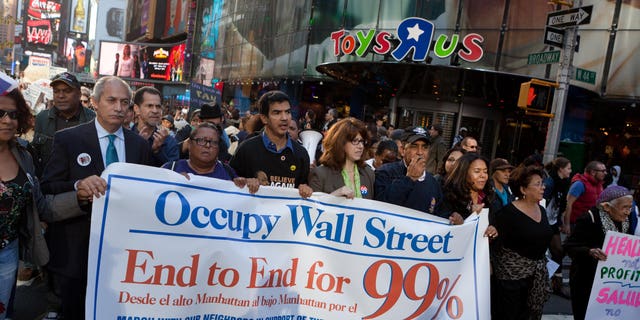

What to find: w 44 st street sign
left=547, top=5, right=593, bottom=28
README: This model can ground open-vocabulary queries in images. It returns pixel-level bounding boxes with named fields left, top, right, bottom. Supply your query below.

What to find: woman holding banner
left=0, top=76, right=49, bottom=319
left=309, top=118, right=375, bottom=199
left=492, top=165, right=552, bottom=319
left=162, top=122, right=260, bottom=193
left=564, top=185, right=636, bottom=320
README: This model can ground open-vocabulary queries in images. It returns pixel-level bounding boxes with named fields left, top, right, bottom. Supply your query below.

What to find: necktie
left=106, top=134, right=119, bottom=167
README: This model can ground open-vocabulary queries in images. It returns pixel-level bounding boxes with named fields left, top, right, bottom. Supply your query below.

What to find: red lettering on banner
left=247, top=257, right=298, bottom=288
left=305, top=260, right=351, bottom=294
left=118, top=291, right=157, bottom=305
left=121, top=249, right=199, bottom=287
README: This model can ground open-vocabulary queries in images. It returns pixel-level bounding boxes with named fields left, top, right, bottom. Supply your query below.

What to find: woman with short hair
left=492, top=165, right=553, bottom=319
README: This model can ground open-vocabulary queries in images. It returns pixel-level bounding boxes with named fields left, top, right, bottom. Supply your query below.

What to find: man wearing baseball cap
left=490, top=158, right=515, bottom=210
left=32, top=72, right=95, bottom=176
left=374, top=126, right=445, bottom=217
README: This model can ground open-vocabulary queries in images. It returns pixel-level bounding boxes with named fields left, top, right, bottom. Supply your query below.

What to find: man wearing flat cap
left=375, top=126, right=444, bottom=216
left=32, top=72, right=95, bottom=176
left=426, top=124, right=447, bottom=174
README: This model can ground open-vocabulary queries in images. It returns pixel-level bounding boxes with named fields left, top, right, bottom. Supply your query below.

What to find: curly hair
left=509, top=165, right=546, bottom=198
left=4, top=88, right=31, bottom=135
left=319, top=118, right=370, bottom=170
left=443, top=152, right=494, bottom=210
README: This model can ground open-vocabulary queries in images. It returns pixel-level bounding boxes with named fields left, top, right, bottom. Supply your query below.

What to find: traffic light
left=517, top=79, right=558, bottom=114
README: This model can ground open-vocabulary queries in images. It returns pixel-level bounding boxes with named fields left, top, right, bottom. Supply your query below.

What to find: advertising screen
left=64, top=38, right=89, bottom=73
left=99, top=41, right=186, bottom=83
left=69, top=0, right=89, bottom=34
left=25, top=0, right=62, bottom=47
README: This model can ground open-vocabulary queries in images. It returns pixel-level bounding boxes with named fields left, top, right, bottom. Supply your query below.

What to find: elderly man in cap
left=425, top=124, right=447, bottom=174
left=374, top=126, right=444, bottom=217
left=32, top=72, right=95, bottom=176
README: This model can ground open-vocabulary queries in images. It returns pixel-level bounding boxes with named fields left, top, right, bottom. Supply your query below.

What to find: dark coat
left=309, top=164, right=375, bottom=199
left=40, top=120, right=152, bottom=278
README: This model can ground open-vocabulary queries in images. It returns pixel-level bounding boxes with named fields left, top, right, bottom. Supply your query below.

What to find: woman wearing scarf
left=492, top=165, right=553, bottom=319
left=309, top=118, right=374, bottom=199
left=564, top=185, right=636, bottom=320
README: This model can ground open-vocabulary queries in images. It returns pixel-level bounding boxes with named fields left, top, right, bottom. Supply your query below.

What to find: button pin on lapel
left=77, top=153, right=92, bottom=166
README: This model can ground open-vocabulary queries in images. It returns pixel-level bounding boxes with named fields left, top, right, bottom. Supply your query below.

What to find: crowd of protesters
left=2, top=71, right=640, bottom=320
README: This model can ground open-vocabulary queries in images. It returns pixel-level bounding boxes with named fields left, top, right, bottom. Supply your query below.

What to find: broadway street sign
left=528, top=50, right=561, bottom=65
left=547, top=5, right=593, bottom=28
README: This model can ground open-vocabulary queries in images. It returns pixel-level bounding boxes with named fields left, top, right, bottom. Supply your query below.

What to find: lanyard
left=341, top=164, right=362, bottom=198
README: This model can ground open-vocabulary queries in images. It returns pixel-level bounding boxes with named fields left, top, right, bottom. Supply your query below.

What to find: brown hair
left=319, top=118, right=370, bottom=170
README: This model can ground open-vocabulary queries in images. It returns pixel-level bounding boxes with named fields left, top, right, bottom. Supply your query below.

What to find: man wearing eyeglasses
left=80, top=86, right=93, bottom=110
left=31, top=72, right=95, bottom=176
left=563, top=161, right=607, bottom=235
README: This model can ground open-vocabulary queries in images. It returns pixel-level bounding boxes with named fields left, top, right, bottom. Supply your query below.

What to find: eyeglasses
left=350, top=138, right=367, bottom=146
left=80, top=99, right=89, bottom=104
left=0, top=110, right=18, bottom=120
left=593, top=169, right=607, bottom=173
left=191, top=138, right=219, bottom=148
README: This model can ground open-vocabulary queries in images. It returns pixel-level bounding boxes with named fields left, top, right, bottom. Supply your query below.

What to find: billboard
left=161, top=0, right=189, bottom=38
left=24, top=0, right=62, bottom=47
left=68, top=0, right=89, bottom=34
left=125, top=0, right=156, bottom=41
left=64, top=38, right=88, bottom=73
left=98, top=41, right=185, bottom=83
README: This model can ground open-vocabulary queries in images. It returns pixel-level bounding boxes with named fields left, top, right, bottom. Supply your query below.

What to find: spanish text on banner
left=86, top=163, right=491, bottom=319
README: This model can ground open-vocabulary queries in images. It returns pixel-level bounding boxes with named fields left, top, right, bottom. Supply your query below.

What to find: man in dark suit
left=41, top=76, right=152, bottom=320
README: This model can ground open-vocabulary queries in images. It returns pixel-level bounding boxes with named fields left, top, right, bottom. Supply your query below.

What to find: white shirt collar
left=95, top=120, right=124, bottom=140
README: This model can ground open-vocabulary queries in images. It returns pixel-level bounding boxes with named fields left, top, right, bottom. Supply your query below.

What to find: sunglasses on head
left=0, top=110, right=18, bottom=119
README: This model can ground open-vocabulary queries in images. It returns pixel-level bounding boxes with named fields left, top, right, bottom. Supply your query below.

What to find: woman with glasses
left=564, top=185, right=635, bottom=320
left=309, top=118, right=375, bottom=199
left=162, top=123, right=259, bottom=193
left=492, top=165, right=553, bottom=319
left=0, top=83, right=50, bottom=319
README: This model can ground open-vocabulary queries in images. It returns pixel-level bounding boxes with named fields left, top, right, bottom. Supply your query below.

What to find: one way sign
left=547, top=5, right=593, bottom=28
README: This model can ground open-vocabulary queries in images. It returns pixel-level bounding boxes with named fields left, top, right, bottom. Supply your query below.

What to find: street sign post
left=547, top=5, right=593, bottom=28
left=544, top=26, right=565, bottom=47
left=574, top=67, right=596, bottom=84
left=527, top=50, right=561, bottom=65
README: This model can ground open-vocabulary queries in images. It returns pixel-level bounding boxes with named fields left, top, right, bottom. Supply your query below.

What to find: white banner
left=585, top=231, right=640, bottom=319
left=86, top=163, right=491, bottom=319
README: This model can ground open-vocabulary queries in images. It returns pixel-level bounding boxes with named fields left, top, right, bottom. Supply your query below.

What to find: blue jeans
left=0, top=239, right=18, bottom=320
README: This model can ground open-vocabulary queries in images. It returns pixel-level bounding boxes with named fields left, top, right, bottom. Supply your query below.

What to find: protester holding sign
left=492, top=165, right=553, bottom=319
left=309, top=118, right=375, bottom=199
left=564, top=185, right=636, bottom=320
left=441, top=153, right=500, bottom=229
left=162, top=122, right=259, bottom=194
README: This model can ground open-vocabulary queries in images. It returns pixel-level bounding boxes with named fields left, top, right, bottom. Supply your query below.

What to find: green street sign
left=575, top=67, right=596, bottom=84
left=527, top=50, right=561, bottom=65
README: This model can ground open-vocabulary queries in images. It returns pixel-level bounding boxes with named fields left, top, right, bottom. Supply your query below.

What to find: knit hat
left=597, top=185, right=632, bottom=205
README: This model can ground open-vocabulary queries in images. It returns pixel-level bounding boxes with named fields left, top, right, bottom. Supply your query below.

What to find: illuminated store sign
left=331, top=17, right=484, bottom=63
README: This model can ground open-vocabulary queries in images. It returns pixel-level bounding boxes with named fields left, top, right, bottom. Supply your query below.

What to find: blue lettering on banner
left=154, top=190, right=281, bottom=240
left=363, top=217, right=454, bottom=254
left=391, top=17, right=434, bottom=61
left=288, top=205, right=354, bottom=245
